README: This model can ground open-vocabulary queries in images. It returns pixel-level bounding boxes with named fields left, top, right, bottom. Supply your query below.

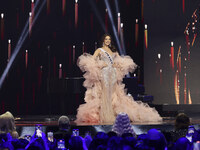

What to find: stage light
left=0, top=14, right=3, bottom=19
left=118, top=13, right=120, bottom=17
left=59, top=64, right=62, bottom=79
left=158, top=53, right=161, bottom=59
left=120, top=23, right=123, bottom=28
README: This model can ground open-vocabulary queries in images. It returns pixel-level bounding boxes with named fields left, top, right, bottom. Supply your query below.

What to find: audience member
left=54, top=115, right=71, bottom=149
left=170, top=113, right=190, bottom=143
left=0, top=111, right=19, bottom=139
left=112, top=113, right=136, bottom=137
left=68, top=136, right=84, bottom=150
left=147, top=128, right=167, bottom=150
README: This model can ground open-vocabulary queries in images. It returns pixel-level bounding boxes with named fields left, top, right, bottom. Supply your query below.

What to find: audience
left=1, top=112, right=200, bottom=150
left=0, top=111, right=19, bottom=139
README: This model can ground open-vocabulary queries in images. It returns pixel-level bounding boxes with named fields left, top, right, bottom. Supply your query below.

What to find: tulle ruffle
left=75, top=53, right=162, bottom=124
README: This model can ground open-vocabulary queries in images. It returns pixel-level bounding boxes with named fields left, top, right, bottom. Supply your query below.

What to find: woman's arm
left=93, top=49, right=101, bottom=58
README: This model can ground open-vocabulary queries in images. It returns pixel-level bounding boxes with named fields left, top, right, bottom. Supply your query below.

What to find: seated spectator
left=84, top=134, right=92, bottom=149
left=11, top=138, right=29, bottom=149
left=89, top=132, right=108, bottom=150
left=173, top=137, right=193, bottom=150
left=69, top=136, right=84, bottom=150
left=0, top=111, right=19, bottom=139
left=54, top=115, right=71, bottom=149
left=107, top=136, right=124, bottom=150
left=170, top=113, right=190, bottom=142
left=146, top=128, right=167, bottom=150
left=112, top=113, right=136, bottom=137
left=0, top=133, right=14, bottom=150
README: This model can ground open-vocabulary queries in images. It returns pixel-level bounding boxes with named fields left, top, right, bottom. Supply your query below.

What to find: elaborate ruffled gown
left=76, top=49, right=162, bottom=124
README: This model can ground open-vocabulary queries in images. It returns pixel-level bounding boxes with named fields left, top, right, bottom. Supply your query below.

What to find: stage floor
left=13, top=104, right=200, bottom=137
left=15, top=115, right=200, bottom=137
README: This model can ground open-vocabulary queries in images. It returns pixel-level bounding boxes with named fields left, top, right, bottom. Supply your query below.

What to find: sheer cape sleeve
left=77, top=53, right=104, bottom=88
left=113, top=55, right=137, bottom=81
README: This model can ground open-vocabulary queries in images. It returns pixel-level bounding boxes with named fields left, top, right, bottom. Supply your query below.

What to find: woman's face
left=103, top=36, right=111, bottom=46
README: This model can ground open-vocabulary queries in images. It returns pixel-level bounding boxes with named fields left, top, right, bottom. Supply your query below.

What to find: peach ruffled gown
left=75, top=49, right=162, bottom=124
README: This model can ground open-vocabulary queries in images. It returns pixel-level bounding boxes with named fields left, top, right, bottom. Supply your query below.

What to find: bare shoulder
left=93, top=48, right=101, bottom=57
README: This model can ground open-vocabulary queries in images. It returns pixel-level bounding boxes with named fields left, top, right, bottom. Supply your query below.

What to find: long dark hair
left=99, top=33, right=117, bottom=52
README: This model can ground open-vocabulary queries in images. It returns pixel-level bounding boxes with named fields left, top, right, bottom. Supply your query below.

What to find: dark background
left=144, top=0, right=200, bottom=104
left=0, top=0, right=144, bottom=115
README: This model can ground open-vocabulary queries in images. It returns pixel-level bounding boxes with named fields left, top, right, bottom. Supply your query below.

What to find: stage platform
left=14, top=104, right=200, bottom=137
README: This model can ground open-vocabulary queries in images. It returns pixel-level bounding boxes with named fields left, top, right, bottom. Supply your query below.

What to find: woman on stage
left=76, top=33, right=162, bottom=124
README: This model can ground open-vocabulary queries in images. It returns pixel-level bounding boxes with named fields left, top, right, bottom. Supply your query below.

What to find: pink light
left=118, top=13, right=121, bottom=36
left=1, top=13, right=4, bottom=40
left=105, top=9, right=108, bottom=32
left=25, top=50, right=28, bottom=68
left=8, top=39, right=11, bottom=62
left=62, top=0, right=66, bottom=16
left=59, top=64, right=62, bottom=79
left=47, top=0, right=50, bottom=15
left=1, top=13, right=4, bottom=19
left=29, top=12, right=32, bottom=37
left=31, top=0, right=34, bottom=20
left=73, top=45, right=75, bottom=64
left=135, top=19, right=139, bottom=47
left=75, top=0, right=78, bottom=28
left=82, top=42, right=85, bottom=53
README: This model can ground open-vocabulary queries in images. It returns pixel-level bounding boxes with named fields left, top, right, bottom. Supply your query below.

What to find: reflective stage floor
left=14, top=104, right=200, bottom=137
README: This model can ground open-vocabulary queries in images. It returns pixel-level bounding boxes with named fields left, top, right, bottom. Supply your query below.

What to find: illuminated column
left=62, top=0, right=66, bottom=16
left=184, top=71, right=187, bottom=104
left=117, top=13, right=121, bottom=36
left=31, top=0, right=34, bottom=20
left=105, top=9, right=108, bottom=32
left=82, top=42, right=85, bottom=53
left=174, top=70, right=180, bottom=104
left=29, top=12, right=32, bottom=37
left=188, top=89, right=192, bottom=104
left=25, top=50, right=28, bottom=69
left=182, top=0, right=185, bottom=13
left=144, top=24, right=148, bottom=49
left=1, top=13, right=4, bottom=40
left=73, top=45, right=75, bottom=64
left=158, top=53, right=162, bottom=84
left=75, top=0, right=78, bottom=28
left=8, top=39, right=11, bottom=62
left=135, top=19, right=139, bottom=47
left=47, top=0, right=50, bottom=15
left=170, top=42, right=174, bottom=69
left=59, top=64, right=62, bottom=79
left=120, top=23, right=124, bottom=51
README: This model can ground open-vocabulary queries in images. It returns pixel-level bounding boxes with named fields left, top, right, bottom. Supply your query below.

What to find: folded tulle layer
left=75, top=53, right=162, bottom=124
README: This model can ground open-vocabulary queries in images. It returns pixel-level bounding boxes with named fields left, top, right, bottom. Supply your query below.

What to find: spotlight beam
left=88, top=0, right=106, bottom=32
left=104, top=0, right=124, bottom=55
left=0, top=0, right=46, bottom=89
